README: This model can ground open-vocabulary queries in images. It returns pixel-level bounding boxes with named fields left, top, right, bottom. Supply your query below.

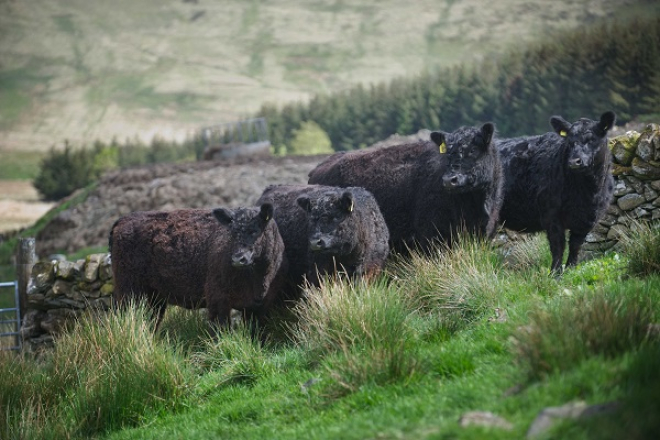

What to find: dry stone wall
left=582, top=123, right=660, bottom=255
left=21, top=253, right=113, bottom=351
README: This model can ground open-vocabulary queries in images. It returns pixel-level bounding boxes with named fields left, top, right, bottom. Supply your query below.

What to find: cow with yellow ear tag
left=309, top=122, right=503, bottom=254
left=496, top=111, right=616, bottom=273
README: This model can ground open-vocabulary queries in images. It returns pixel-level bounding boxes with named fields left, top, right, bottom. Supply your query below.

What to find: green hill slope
left=0, top=0, right=654, bottom=152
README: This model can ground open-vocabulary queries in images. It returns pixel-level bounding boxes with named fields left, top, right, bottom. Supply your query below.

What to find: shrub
left=286, top=121, right=334, bottom=155
left=33, top=141, right=97, bottom=201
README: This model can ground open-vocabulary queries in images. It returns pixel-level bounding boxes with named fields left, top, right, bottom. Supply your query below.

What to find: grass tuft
left=192, top=322, right=272, bottom=386
left=0, top=300, right=191, bottom=439
left=512, top=281, right=658, bottom=381
left=290, top=277, right=418, bottom=395
left=620, top=220, right=660, bottom=277
left=392, top=234, right=509, bottom=332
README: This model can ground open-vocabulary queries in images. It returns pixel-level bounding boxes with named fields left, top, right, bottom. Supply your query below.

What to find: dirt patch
left=0, top=180, right=54, bottom=233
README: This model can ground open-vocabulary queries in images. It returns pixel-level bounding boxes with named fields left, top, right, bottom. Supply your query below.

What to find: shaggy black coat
left=497, top=111, right=616, bottom=272
left=257, top=184, right=390, bottom=297
left=308, top=123, right=503, bottom=253
left=109, top=204, right=288, bottom=329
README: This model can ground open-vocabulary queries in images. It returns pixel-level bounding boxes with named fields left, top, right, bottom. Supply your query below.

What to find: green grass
left=2, top=228, right=659, bottom=439
left=0, top=150, right=44, bottom=180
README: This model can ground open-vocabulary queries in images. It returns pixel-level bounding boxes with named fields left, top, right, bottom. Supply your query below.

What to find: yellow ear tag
left=439, top=142, right=447, bottom=154
left=559, top=130, right=567, bottom=137
left=348, top=200, right=354, bottom=212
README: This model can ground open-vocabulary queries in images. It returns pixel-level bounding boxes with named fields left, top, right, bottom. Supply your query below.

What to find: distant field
left=1, top=0, right=656, bottom=152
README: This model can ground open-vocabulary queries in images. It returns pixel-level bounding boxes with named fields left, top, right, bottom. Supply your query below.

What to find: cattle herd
left=109, top=111, right=616, bottom=335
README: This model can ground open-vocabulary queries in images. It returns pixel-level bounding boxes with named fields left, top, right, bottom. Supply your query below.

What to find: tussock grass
left=0, top=301, right=191, bottom=439
left=290, top=277, right=419, bottom=394
left=192, top=322, right=273, bottom=386
left=392, top=235, right=509, bottom=332
left=620, top=220, right=660, bottom=276
left=512, top=281, right=658, bottom=381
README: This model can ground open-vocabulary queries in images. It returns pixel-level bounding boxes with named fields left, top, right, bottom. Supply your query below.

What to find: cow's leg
left=566, top=231, right=587, bottom=267
left=207, top=298, right=231, bottom=333
left=546, top=223, right=566, bottom=274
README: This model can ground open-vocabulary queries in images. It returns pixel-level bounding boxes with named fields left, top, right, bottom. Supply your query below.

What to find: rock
left=527, top=401, right=588, bottom=438
left=84, top=254, right=105, bottom=282
left=651, top=179, right=660, bottom=191
left=636, top=123, right=660, bottom=163
left=99, top=254, right=113, bottom=281
left=632, top=157, right=660, bottom=180
left=625, top=175, right=645, bottom=193
left=39, top=309, right=80, bottom=334
left=459, top=411, right=513, bottom=430
left=29, top=261, right=55, bottom=293
left=55, top=260, right=79, bottom=280
left=612, top=181, right=632, bottom=197
left=611, top=164, right=632, bottom=176
left=608, top=131, right=639, bottom=166
left=527, top=401, right=619, bottom=438
left=51, top=279, right=73, bottom=297
left=617, top=193, right=645, bottom=211
left=607, top=224, right=629, bottom=241
left=585, top=232, right=607, bottom=243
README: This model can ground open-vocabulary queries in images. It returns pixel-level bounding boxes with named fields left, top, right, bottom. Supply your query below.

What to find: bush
left=33, top=141, right=97, bottom=201
left=286, top=121, right=334, bottom=155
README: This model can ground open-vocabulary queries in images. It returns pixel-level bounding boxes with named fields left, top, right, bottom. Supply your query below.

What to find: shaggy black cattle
left=109, top=204, right=288, bottom=331
left=256, top=184, right=390, bottom=296
left=497, top=111, right=616, bottom=272
left=308, top=123, right=503, bottom=253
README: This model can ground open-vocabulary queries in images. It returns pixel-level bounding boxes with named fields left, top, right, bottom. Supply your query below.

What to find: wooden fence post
left=16, top=237, right=36, bottom=320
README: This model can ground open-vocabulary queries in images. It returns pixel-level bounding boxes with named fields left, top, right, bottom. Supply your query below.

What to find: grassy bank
left=1, top=227, right=659, bottom=439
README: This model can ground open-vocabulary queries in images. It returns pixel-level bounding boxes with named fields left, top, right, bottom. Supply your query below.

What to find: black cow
left=308, top=123, right=504, bottom=253
left=257, top=184, right=390, bottom=298
left=497, top=111, right=616, bottom=272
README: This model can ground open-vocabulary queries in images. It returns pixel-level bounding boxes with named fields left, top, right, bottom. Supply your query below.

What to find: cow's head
left=431, top=122, right=496, bottom=193
left=550, top=111, right=616, bottom=172
left=297, top=190, right=357, bottom=256
left=213, top=203, right=275, bottom=268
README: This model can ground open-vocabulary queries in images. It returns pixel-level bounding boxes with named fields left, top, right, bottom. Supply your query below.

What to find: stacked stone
left=583, top=123, right=660, bottom=254
left=20, top=253, right=113, bottom=351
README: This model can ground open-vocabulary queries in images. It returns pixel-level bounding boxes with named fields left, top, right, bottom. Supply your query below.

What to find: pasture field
left=1, top=227, right=659, bottom=440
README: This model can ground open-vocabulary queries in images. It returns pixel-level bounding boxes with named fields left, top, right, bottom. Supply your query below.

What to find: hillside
left=0, top=0, right=652, bottom=152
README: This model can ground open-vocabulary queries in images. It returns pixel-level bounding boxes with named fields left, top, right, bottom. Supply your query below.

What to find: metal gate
left=0, top=281, right=21, bottom=351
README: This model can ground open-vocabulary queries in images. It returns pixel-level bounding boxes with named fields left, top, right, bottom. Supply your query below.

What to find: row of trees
left=258, top=16, right=660, bottom=151
left=34, top=136, right=205, bottom=201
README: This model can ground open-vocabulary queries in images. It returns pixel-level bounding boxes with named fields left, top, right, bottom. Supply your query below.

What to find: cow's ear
left=341, top=192, right=354, bottom=213
left=595, top=111, right=616, bottom=136
left=476, top=122, right=495, bottom=150
left=259, top=203, right=273, bottom=223
left=213, top=208, right=233, bottom=225
left=297, top=196, right=312, bottom=213
left=430, top=131, right=447, bottom=154
left=550, top=116, right=570, bottom=137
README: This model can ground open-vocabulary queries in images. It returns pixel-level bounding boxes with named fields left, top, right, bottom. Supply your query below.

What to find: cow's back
left=110, top=209, right=223, bottom=308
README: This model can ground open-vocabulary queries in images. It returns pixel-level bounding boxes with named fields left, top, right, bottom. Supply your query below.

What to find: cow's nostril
left=450, top=176, right=459, bottom=184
